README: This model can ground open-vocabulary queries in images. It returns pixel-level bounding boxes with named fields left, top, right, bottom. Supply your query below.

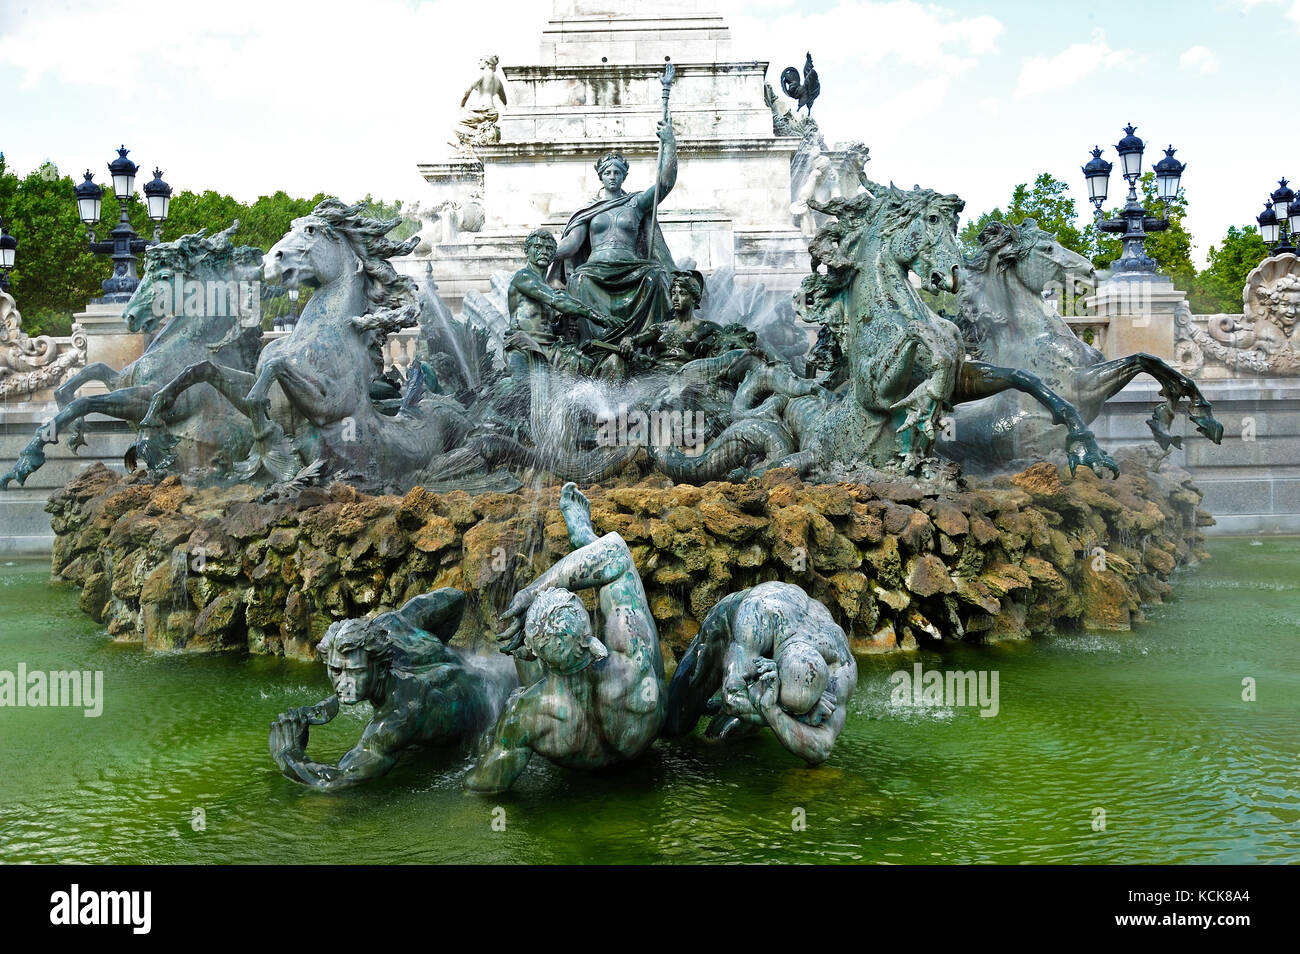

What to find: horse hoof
left=1195, top=417, right=1224, bottom=445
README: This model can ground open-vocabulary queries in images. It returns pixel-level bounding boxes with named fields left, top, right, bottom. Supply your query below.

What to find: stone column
left=1085, top=275, right=1189, bottom=361
left=72, top=301, right=146, bottom=395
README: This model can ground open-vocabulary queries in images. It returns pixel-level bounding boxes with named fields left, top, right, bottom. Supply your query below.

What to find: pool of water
left=1, top=538, right=1296, bottom=864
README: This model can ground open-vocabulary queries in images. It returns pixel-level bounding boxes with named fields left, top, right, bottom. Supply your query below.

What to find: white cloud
left=0, top=0, right=548, bottom=203
left=1, top=0, right=1293, bottom=275
left=0, top=0, right=1007, bottom=204
left=717, top=1, right=1003, bottom=82
left=1013, top=30, right=1137, bottom=99
left=1227, top=0, right=1300, bottom=25
left=1179, top=45, right=1219, bottom=73
left=876, top=75, right=954, bottom=122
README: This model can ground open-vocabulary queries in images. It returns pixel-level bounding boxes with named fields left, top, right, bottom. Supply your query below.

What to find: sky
left=1, top=0, right=1296, bottom=269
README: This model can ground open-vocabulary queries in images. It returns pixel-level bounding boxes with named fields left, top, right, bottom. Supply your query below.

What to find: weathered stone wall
left=47, top=448, right=1211, bottom=662
left=1092, top=377, right=1300, bottom=535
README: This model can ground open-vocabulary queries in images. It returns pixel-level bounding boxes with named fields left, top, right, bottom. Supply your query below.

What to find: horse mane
left=862, top=180, right=965, bottom=236
left=955, top=218, right=1058, bottom=357
left=309, top=198, right=418, bottom=308
left=965, top=218, right=1044, bottom=274
left=803, top=180, right=965, bottom=308
left=143, top=220, right=263, bottom=277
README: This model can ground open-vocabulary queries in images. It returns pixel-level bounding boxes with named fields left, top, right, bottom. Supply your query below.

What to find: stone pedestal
left=1084, top=275, right=1188, bottom=361
left=0, top=400, right=133, bottom=555
left=73, top=301, right=146, bottom=394
left=1090, top=376, right=1300, bottom=535
left=405, top=0, right=808, bottom=315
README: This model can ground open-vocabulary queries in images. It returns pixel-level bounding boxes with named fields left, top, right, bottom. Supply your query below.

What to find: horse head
left=123, top=221, right=262, bottom=334
left=814, top=183, right=965, bottom=295
left=1007, top=219, right=1094, bottom=299
left=263, top=198, right=418, bottom=313
left=264, top=208, right=356, bottom=292
left=889, top=186, right=965, bottom=294
left=961, top=219, right=1095, bottom=343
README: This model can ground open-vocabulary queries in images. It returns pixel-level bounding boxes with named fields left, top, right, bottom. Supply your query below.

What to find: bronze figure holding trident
left=548, top=63, right=678, bottom=379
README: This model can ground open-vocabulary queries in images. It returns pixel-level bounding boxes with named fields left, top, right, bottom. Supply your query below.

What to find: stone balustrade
left=261, top=327, right=423, bottom=373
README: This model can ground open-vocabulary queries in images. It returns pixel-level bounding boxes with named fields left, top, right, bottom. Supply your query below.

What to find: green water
left=1, top=538, right=1296, bottom=864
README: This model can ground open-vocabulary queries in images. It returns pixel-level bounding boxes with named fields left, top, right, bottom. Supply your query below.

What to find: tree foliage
left=960, top=173, right=1099, bottom=260
left=0, top=153, right=141, bottom=335
left=961, top=168, right=1272, bottom=316
left=354, top=194, right=420, bottom=243
left=1187, top=226, right=1269, bottom=314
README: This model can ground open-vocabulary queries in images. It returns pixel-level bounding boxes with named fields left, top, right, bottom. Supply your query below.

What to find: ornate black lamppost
left=1256, top=178, right=1299, bottom=254
left=1082, top=124, right=1185, bottom=278
left=272, top=287, right=300, bottom=331
left=72, top=146, right=172, bottom=303
left=0, top=217, right=16, bottom=293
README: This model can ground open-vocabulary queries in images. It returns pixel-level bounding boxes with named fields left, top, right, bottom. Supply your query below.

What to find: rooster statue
left=780, top=53, right=820, bottom=118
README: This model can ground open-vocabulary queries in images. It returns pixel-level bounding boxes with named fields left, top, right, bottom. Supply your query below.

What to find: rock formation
left=47, top=446, right=1210, bottom=662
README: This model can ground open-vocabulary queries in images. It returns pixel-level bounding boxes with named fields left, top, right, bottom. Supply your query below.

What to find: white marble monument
left=409, top=0, right=808, bottom=314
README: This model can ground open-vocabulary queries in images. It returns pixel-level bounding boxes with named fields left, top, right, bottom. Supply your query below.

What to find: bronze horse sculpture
left=139, top=199, right=470, bottom=486
left=655, top=183, right=1119, bottom=482
left=942, top=218, right=1223, bottom=470
left=1, top=224, right=262, bottom=490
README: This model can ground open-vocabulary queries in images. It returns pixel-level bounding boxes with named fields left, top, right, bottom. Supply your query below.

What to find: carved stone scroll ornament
left=1175, top=253, right=1300, bottom=376
left=0, top=289, right=87, bottom=400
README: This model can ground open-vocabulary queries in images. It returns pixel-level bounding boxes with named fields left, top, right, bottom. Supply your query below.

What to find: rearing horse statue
left=943, top=218, right=1223, bottom=469
left=1, top=224, right=262, bottom=490
left=655, top=183, right=1119, bottom=482
left=140, top=199, right=470, bottom=485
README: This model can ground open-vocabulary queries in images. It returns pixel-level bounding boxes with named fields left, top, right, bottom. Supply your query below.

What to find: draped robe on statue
left=546, top=191, right=676, bottom=348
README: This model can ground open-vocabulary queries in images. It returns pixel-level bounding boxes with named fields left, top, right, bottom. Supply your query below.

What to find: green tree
left=1, top=153, right=413, bottom=334
left=1186, top=225, right=1269, bottom=314
left=0, top=154, right=134, bottom=335
left=1006, top=173, right=1094, bottom=257
left=960, top=173, right=1101, bottom=260
left=959, top=207, right=1005, bottom=255
left=238, top=191, right=328, bottom=253
left=162, top=190, right=246, bottom=245
left=354, top=194, right=420, bottom=243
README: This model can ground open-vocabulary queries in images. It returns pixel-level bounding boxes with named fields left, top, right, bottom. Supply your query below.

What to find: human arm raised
left=637, top=118, right=678, bottom=212
left=496, top=534, right=633, bottom=653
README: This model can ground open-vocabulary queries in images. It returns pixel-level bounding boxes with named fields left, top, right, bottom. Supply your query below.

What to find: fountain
left=6, top=1, right=1228, bottom=799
